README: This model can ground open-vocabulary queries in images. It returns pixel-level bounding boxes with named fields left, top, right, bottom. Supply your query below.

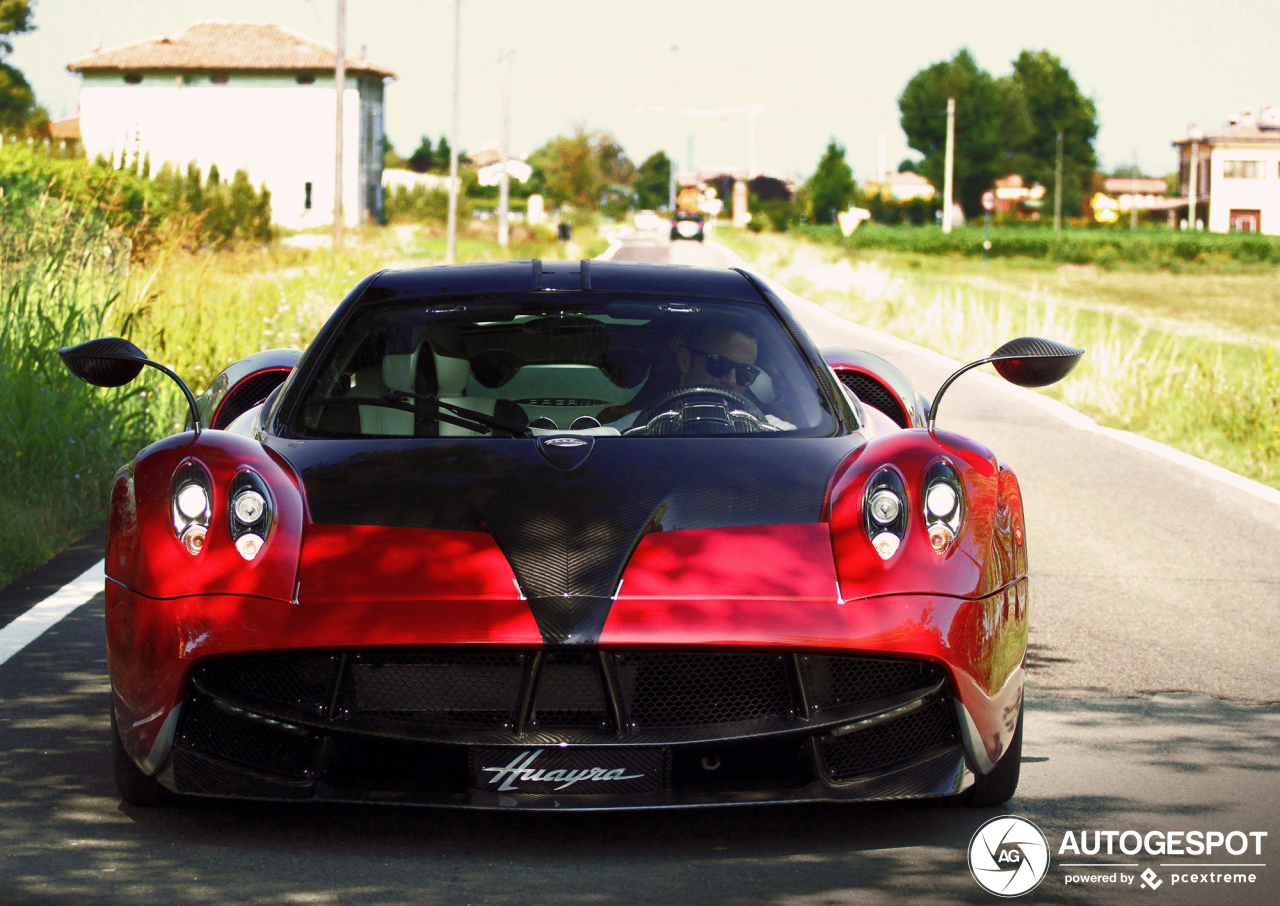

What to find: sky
left=9, top=0, right=1277, bottom=181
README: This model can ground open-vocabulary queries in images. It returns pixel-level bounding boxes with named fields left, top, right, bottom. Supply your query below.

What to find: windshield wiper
left=303, top=391, right=531, bottom=437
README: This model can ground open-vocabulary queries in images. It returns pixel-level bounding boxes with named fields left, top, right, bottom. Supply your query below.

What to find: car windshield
left=293, top=294, right=836, bottom=439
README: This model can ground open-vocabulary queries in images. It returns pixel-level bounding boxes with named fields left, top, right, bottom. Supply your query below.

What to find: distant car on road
left=670, top=211, right=705, bottom=241
left=633, top=210, right=661, bottom=232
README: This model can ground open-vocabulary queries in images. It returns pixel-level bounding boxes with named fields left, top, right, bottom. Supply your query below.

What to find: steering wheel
left=631, top=386, right=772, bottom=435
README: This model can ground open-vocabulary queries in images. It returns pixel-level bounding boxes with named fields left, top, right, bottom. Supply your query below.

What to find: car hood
left=267, top=436, right=857, bottom=644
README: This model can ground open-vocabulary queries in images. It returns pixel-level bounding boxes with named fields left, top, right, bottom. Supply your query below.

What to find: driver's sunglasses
left=684, top=347, right=761, bottom=386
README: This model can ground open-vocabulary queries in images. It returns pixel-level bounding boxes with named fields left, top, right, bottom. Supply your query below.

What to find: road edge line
left=0, top=559, right=105, bottom=667
left=706, top=237, right=1280, bottom=510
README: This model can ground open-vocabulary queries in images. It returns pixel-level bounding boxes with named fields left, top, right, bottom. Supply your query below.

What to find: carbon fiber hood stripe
left=270, top=436, right=856, bottom=645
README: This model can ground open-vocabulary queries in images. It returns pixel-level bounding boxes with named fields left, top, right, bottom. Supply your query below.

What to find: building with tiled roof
left=67, top=20, right=397, bottom=228
left=1173, top=106, right=1280, bottom=234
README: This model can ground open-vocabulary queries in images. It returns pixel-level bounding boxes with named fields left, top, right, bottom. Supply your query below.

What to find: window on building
left=296, top=73, right=316, bottom=85
left=210, top=72, right=229, bottom=85
left=123, top=73, right=142, bottom=85
left=305, top=182, right=313, bottom=210
left=1223, top=160, right=1264, bottom=179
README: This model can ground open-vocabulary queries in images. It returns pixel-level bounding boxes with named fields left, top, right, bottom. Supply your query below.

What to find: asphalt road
left=0, top=228, right=1276, bottom=905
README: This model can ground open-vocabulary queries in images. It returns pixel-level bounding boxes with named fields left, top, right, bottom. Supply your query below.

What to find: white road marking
left=705, top=238, right=1280, bottom=510
left=0, top=560, right=105, bottom=667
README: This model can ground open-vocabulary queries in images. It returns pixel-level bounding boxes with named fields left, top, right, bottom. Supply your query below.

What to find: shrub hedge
left=799, top=223, right=1280, bottom=267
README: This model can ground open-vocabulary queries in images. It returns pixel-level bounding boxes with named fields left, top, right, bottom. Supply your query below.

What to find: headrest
left=435, top=352, right=471, bottom=395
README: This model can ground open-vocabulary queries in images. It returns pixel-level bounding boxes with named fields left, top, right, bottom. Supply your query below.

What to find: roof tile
left=67, top=19, right=395, bottom=78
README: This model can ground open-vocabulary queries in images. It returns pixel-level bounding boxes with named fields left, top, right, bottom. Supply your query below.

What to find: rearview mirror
left=929, top=336, right=1083, bottom=431
left=58, top=337, right=149, bottom=387
left=59, top=337, right=203, bottom=432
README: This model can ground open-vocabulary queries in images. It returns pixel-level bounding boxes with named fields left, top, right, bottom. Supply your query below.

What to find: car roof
left=367, top=260, right=763, bottom=303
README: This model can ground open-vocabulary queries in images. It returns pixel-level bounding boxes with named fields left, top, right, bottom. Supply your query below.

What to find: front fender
left=107, top=431, right=305, bottom=602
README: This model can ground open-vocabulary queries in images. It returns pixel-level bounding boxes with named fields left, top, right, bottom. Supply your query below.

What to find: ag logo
left=968, top=816, right=1050, bottom=897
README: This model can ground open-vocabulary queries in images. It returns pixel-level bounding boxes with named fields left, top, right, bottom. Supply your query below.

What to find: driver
left=602, top=322, right=765, bottom=431
left=674, top=325, right=760, bottom=394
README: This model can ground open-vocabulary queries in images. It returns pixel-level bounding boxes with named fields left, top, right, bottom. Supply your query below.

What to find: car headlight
left=170, top=462, right=213, bottom=556
left=227, top=470, right=273, bottom=560
left=922, top=461, right=964, bottom=553
left=863, top=468, right=907, bottom=560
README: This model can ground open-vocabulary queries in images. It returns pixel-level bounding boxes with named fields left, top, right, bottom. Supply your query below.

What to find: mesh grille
left=213, top=370, right=289, bottom=429
left=195, top=654, right=338, bottom=715
left=837, top=371, right=908, bottom=428
left=347, top=651, right=526, bottom=728
left=820, top=698, right=956, bottom=780
left=533, top=650, right=608, bottom=730
left=617, top=652, right=793, bottom=728
left=177, top=697, right=319, bottom=778
left=801, top=656, right=943, bottom=714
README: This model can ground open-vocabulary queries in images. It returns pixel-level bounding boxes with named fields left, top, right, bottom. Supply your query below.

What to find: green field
left=718, top=228, right=1280, bottom=491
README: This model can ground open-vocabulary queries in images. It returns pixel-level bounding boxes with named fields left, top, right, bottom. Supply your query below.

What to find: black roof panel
left=369, top=260, right=764, bottom=303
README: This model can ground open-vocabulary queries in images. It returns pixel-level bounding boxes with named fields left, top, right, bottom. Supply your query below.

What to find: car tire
left=111, top=708, right=175, bottom=806
left=955, top=701, right=1022, bottom=807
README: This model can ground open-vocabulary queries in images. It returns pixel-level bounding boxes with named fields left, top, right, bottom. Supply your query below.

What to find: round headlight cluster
left=176, top=484, right=208, bottom=520
left=868, top=489, right=901, bottom=525
left=227, top=471, right=272, bottom=561
left=863, top=469, right=908, bottom=561
left=171, top=463, right=213, bottom=557
left=922, top=461, right=964, bottom=554
left=233, top=489, right=266, bottom=524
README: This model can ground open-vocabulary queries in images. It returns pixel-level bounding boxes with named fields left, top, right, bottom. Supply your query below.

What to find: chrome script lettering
left=479, top=749, right=645, bottom=792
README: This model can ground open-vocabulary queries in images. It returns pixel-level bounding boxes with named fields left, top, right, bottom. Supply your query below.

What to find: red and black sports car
left=61, top=260, right=1080, bottom=810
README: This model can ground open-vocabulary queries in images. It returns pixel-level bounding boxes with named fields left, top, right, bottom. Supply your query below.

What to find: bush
left=0, top=144, right=273, bottom=258
left=800, top=222, right=1280, bottom=267
left=385, top=183, right=473, bottom=223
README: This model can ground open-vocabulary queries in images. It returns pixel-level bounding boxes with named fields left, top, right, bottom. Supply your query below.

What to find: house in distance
left=68, top=19, right=396, bottom=229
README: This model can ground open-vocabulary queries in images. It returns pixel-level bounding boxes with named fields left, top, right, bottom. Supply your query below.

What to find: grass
left=717, top=228, right=1280, bottom=491
left=1, top=212, right=609, bottom=591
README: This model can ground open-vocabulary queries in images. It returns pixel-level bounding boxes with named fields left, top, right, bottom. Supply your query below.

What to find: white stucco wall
left=1208, top=144, right=1280, bottom=235
left=78, top=72, right=382, bottom=229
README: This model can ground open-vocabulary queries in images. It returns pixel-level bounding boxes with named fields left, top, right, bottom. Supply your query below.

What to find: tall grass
left=723, top=231, right=1280, bottom=490
left=0, top=210, right=606, bottom=588
left=0, top=196, right=155, bottom=586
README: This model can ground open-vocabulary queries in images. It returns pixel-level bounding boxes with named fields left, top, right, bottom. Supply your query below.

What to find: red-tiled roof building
left=67, top=20, right=396, bottom=228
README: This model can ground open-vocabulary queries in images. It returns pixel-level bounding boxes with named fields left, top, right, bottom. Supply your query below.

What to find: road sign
left=981, top=191, right=995, bottom=212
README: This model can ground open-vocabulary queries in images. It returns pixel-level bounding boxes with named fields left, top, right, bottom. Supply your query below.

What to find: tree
left=408, top=136, right=435, bottom=173
left=1010, top=50, right=1098, bottom=217
left=0, top=0, right=45, bottom=134
left=527, top=128, right=634, bottom=210
left=898, top=159, right=919, bottom=174
left=806, top=140, right=856, bottom=225
left=898, top=48, right=1029, bottom=217
left=382, top=136, right=407, bottom=170
left=434, top=136, right=452, bottom=173
left=634, top=151, right=671, bottom=209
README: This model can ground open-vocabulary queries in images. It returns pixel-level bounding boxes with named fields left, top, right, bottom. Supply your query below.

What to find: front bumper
left=107, top=579, right=1025, bottom=809
left=160, top=647, right=969, bottom=808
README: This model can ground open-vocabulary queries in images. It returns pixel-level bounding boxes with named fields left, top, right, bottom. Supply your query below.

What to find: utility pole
left=1053, top=130, right=1063, bottom=231
left=942, top=97, right=955, bottom=233
left=1130, top=147, right=1139, bottom=230
left=332, top=0, right=346, bottom=248
left=497, top=51, right=512, bottom=247
left=445, top=0, right=461, bottom=264
left=1187, top=133, right=1200, bottom=230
